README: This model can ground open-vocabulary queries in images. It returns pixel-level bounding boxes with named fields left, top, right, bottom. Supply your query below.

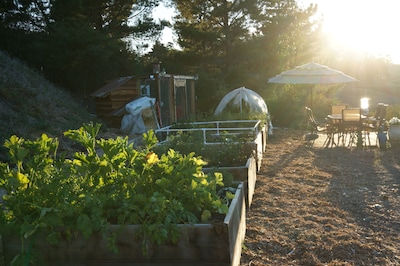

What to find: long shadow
left=315, top=148, right=379, bottom=225
left=257, top=141, right=308, bottom=179
left=373, top=147, right=400, bottom=230
left=248, top=129, right=400, bottom=264
left=314, top=146, right=400, bottom=259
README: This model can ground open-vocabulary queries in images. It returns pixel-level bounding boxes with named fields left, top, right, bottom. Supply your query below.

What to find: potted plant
left=0, top=123, right=245, bottom=265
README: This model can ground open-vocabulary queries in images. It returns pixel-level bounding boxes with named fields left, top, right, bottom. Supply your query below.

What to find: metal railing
left=155, top=120, right=262, bottom=145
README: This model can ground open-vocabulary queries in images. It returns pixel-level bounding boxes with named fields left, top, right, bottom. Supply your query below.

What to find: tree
left=37, top=21, right=140, bottom=95
left=171, top=0, right=319, bottom=113
left=256, top=1, right=319, bottom=71
left=0, top=0, right=168, bottom=95
left=50, top=0, right=167, bottom=42
left=174, top=0, right=255, bottom=73
left=0, top=0, right=52, bottom=31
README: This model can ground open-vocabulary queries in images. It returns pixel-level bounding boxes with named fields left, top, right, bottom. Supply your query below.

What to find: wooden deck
left=305, top=131, right=381, bottom=149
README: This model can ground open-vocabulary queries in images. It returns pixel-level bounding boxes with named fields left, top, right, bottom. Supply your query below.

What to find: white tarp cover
left=214, top=87, right=268, bottom=115
left=121, top=97, right=156, bottom=136
left=214, top=86, right=273, bottom=135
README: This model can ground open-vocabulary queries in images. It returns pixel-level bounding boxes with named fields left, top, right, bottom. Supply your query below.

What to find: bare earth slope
left=0, top=50, right=101, bottom=160
left=240, top=129, right=400, bottom=265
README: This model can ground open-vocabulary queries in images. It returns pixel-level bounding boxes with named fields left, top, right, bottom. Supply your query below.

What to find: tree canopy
left=169, top=0, right=319, bottom=111
left=0, top=0, right=394, bottom=127
left=0, top=0, right=166, bottom=93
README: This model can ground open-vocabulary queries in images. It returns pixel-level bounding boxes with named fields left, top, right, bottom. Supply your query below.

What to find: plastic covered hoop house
left=214, top=87, right=268, bottom=115
left=214, top=87, right=273, bottom=135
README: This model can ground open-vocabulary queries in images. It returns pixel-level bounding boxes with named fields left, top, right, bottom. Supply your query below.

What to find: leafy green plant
left=154, top=131, right=255, bottom=167
left=0, top=123, right=235, bottom=264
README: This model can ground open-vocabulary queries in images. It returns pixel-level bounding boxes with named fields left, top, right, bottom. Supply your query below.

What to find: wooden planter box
left=155, top=120, right=266, bottom=172
left=204, top=157, right=257, bottom=208
left=1, top=183, right=246, bottom=266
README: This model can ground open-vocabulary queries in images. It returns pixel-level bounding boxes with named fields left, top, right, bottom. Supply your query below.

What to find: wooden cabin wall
left=94, top=79, right=139, bottom=127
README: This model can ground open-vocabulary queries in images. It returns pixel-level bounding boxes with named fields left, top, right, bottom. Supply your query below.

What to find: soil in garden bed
left=240, top=128, right=400, bottom=265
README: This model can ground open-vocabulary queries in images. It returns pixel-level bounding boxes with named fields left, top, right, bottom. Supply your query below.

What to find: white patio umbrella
left=268, top=62, right=358, bottom=108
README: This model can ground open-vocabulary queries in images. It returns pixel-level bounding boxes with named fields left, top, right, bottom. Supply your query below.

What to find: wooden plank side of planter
left=254, top=131, right=263, bottom=172
left=203, top=157, right=257, bottom=208
left=246, top=157, right=257, bottom=207
left=261, top=124, right=268, bottom=153
left=1, top=184, right=246, bottom=266
left=2, top=230, right=231, bottom=266
left=224, top=182, right=246, bottom=266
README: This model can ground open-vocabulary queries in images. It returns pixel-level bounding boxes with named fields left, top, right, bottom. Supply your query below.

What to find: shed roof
left=90, top=76, right=134, bottom=98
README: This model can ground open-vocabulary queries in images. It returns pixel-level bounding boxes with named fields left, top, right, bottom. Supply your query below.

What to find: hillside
left=0, top=50, right=101, bottom=160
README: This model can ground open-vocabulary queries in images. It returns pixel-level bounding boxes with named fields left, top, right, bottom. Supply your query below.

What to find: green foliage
left=153, top=130, right=255, bottom=167
left=213, top=111, right=267, bottom=126
left=2, top=0, right=396, bottom=129
left=170, top=0, right=320, bottom=113
left=0, top=0, right=50, bottom=32
left=386, top=104, right=400, bottom=120
left=21, top=21, right=138, bottom=94
left=0, top=0, right=164, bottom=95
left=0, top=123, right=234, bottom=262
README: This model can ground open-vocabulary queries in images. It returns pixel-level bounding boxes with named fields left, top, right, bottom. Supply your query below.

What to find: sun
left=303, top=0, right=400, bottom=63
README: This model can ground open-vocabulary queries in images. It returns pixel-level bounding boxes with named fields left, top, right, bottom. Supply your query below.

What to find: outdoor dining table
left=325, top=113, right=367, bottom=147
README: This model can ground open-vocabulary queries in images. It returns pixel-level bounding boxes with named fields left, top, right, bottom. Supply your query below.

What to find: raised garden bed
left=0, top=124, right=245, bottom=265
left=155, top=119, right=266, bottom=171
left=1, top=183, right=246, bottom=265
left=204, top=157, right=257, bottom=208
left=154, top=120, right=266, bottom=209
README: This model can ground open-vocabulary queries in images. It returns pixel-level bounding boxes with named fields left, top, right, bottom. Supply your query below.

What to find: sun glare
left=301, top=0, right=400, bottom=64
left=154, top=1, right=400, bottom=64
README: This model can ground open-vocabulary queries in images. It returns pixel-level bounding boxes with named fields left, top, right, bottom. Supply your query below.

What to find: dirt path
left=240, top=128, right=400, bottom=265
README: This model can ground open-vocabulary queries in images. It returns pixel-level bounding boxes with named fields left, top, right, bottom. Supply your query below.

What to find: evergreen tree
left=171, top=0, right=319, bottom=113
left=0, top=0, right=52, bottom=31
left=0, top=0, right=167, bottom=95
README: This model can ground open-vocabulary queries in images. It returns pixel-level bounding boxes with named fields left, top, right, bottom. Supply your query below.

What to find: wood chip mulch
left=240, top=128, right=400, bottom=266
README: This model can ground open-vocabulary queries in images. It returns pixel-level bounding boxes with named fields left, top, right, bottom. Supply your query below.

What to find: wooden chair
left=341, top=108, right=362, bottom=147
left=331, top=105, right=347, bottom=115
left=329, top=105, right=347, bottom=146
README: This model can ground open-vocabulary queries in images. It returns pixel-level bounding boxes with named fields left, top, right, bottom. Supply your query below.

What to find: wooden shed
left=150, top=73, right=197, bottom=127
left=91, top=70, right=197, bottom=128
left=90, top=76, right=139, bottom=120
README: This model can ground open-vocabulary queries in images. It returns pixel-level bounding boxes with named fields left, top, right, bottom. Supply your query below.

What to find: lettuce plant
left=0, top=123, right=235, bottom=264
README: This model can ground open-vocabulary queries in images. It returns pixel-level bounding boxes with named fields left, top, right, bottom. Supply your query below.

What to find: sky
left=154, top=1, right=400, bottom=64
left=299, top=0, right=400, bottom=64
